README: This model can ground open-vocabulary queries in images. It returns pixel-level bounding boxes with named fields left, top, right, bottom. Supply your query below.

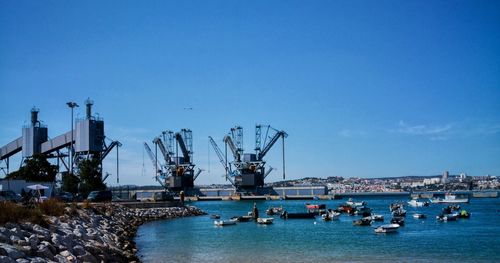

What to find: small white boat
left=346, top=198, right=366, bottom=207
left=322, top=211, right=341, bottom=221
left=408, top=199, right=426, bottom=207
left=257, top=218, right=274, bottom=224
left=430, top=193, right=469, bottom=204
left=413, top=213, right=426, bottom=219
left=374, top=224, right=400, bottom=233
left=371, top=214, right=384, bottom=221
left=214, top=220, right=236, bottom=226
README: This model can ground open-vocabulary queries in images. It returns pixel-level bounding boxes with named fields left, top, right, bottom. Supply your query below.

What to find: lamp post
left=66, top=102, right=79, bottom=174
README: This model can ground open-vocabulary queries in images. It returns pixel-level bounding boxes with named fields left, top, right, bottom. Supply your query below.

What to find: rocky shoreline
left=0, top=204, right=205, bottom=263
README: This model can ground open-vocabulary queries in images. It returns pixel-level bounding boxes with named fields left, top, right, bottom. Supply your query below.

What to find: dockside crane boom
left=143, top=142, right=161, bottom=174
left=264, top=166, right=274, bottom=179
left=256, top=125, right=288, bottom=180
left=194, top=168, right=203, bottom=181
left=258, top=129, right=287, bottom=160
left=223, top=135, right=240, bottom=161
left=153, top=137, right=171, bottom=164
left=175, top=132, right=191, bottom=162
left=208, top=136, right=234, bottom=185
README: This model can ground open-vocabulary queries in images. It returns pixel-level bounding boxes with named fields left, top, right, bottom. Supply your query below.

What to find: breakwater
left=0, top=204, right=205, bottom=262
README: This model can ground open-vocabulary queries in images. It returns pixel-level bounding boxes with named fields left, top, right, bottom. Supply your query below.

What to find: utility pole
left=66, top=102, right=79, bottom=175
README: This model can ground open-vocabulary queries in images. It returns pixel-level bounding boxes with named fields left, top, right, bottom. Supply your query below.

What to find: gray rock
left=0, top=244, right=25, bottom=259
left=28, top=257, right=47, bottom=263
left=0, top=256, right=15, bottom=263
left=18, top=246, right=33, bottom=257
left=36, top=245, right=53, bottom=260
left=58, top=251, right=72, bottom=258
left=52, top=255, right=67, bottom=263
left=39, top=242, right=55, bottom=256
left=28, top=235, right=39, bottom=249
left=58, top=250, right=75, bottom=263
left=15, top=259, right=29, bottom=263
left=4, top=223, right=17, bottom=230
left=76, top=252, right=98, bottom=263
left=71, top=246, right=85, bottom=257
left=10, top=235, right=21, bottom=243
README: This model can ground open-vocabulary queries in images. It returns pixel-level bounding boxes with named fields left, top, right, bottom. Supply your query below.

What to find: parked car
left=55, top=191, right=74, bottom=202
left=86, top=190, right=112, bottom=202
left=0, top=190, right=22, bottom=202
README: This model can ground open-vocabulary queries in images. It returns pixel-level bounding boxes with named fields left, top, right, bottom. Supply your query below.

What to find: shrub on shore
left=38, top=198, right=66, bottom=216
left=0, top=201, right=46, bottom=226
left=0, top=199, right=66, bottom=226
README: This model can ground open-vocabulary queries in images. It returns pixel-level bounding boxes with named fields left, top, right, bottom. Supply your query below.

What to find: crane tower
left=209, top=125, right=287, bottom=193
left=144, top=129, right=202, bottom=192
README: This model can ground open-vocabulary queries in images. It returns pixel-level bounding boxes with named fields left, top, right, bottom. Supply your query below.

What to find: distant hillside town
left=269, top=171, right=499, bottom=193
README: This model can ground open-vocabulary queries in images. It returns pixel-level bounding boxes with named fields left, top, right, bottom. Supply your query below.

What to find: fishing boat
left=280, top=211, right=316, bottom=219
left=230, top=215, right=253, bottom=222
left=346, top=198, right=366, bottom=207
left=371, top=214, right=384, bottom=221
left=353, top=217, right=372, bottom=226
left=305, top=203, right=326, bottom=210
left=321, top=210, right=341, bottom=221
left=413, top=213, right=426, bottom=219
left=430, top=193, right=469, bottom=204
left=457, top=210, right=471, bottom=218
left=389, top=202, right=405, bottom=212
left=354, top=206, right=372, bottom=216
left=407, top=199, right=429, bottom=207
left=392, top=208, right=407, bottom=217
left=374, top=224, right=400, bottom=233
left=266, top=206, right=283, bottom=215
left=214, top=220, right=236, bottom=226
left=257, top=218, right=274, bottom=224
left=436, top=213, right=458, bottom=222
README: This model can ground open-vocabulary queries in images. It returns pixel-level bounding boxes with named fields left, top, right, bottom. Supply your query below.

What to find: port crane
left=209, top=125, right=287, bottom=192
left=144, top=129, right=202, bottom=192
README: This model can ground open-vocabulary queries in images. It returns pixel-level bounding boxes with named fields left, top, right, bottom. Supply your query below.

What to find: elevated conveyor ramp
left=0, top=137, right=23, bottom=160
left=41, top=131, right=74, bottom=154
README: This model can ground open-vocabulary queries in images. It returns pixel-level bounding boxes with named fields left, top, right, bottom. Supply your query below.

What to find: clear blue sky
left=1, top=0, right=499, bottom=186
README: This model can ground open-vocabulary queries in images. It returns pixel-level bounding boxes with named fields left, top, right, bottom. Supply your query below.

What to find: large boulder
left=0, top=244, right=25, bottom=260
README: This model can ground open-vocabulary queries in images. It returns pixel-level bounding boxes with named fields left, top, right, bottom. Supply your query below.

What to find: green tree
left=6, top=154, right=58, bottom=182
left=77, top=158, right=106, bottom=197
left=61, top=172, right=80, bottom=194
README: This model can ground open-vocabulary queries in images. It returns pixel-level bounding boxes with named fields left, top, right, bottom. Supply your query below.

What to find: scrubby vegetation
left=0, top=198, right=66, bottom=226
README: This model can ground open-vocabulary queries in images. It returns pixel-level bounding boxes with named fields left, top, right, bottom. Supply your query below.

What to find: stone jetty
left=0, top=204, right=205, bottom=263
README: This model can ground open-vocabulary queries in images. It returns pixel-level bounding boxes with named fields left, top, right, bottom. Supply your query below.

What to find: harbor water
left=135, top=197, right=500, bottom=262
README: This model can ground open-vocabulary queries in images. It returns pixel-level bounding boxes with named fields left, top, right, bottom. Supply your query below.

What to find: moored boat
left=214, top=220, right=236, bottom=226
left=322, top=210, right=341, bottom=221
left=431, top=193, right=469, bottom=204
left=374, top=224, right=400, bottom=233
left=266, top=206, right=283, bottom=215
left=305, top=203, right=326, bottom=210
left=231, top=215, right=253, bottom=222
left=281, top=211, right=316, bottom=219
left=257, top=218, right=274, bottom=224
left=408, top=199, right=429, bottom=207
left=346, top=198, right=366, bottom=207
left=353, top=217, right=372, bottom=226
left=371, top=214, right=384, bottom=221
left=413, top=213, right=426, bottom=219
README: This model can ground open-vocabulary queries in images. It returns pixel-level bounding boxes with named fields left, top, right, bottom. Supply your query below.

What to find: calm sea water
left=136, top=197, right=500, bottom=262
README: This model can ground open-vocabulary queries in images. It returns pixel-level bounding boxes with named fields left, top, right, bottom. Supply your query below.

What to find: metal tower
left=144, top=129, right=202, bottom=192
left=209, top=125, right=287, bottom=193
